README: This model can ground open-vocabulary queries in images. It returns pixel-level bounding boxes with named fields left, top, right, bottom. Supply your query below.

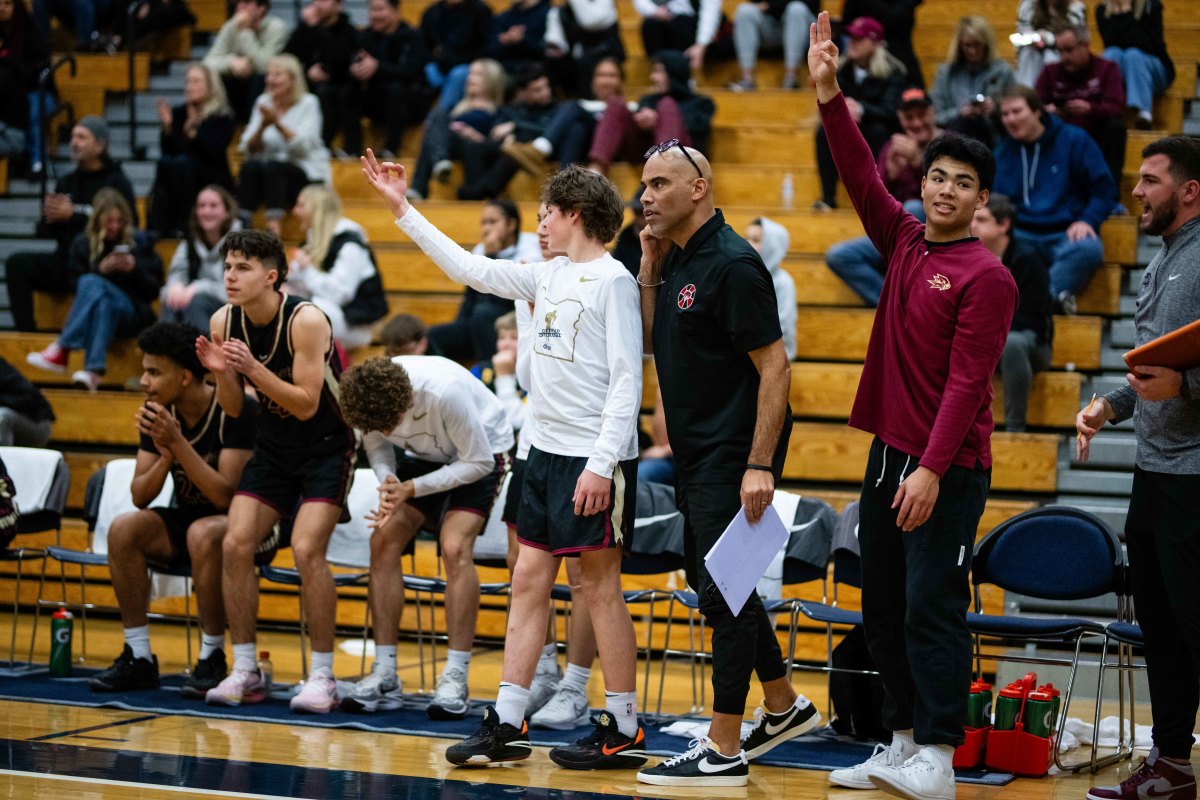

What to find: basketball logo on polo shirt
left=678, top=284, right=697, bottom=309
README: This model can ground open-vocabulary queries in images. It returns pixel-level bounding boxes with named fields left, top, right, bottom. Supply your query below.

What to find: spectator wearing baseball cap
left=929, top=15, right=1016, bottom=146
left=841, top=0, right=924, bottom=88
left=812, top=15, right=906, bottom=209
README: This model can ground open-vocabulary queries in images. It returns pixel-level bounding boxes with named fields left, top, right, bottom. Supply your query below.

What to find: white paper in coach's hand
left=703, top=505, right=789, bottom=617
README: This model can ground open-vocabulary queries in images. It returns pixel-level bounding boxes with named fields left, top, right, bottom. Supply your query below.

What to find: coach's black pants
left=679, top=480, right=788, bottom=716
left=1125, top=466, right=1200, bottom=759
left=859, top=437, right=989, bottom=746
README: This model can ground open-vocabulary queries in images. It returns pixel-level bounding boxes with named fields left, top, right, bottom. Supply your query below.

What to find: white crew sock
left=444, top=649, right=471, bottom=677
left=310, top=650, right=334, bottom=677
left=123, top=625, right=152, bottom=661
left=892, top=729, right=916, bottom=756
left=538, top=643, right=557, bottom=671
left=922, top=744, right=955, bottom=773
left=562, top=662, right=591, bottom=693
left=531, top=137, right=552, bottom=156
left=232, top=642, right=257, bottom=673
left=375, top=644, right=397, bottom=674
left=495, top=682, right=530, bottom=728
left=605, top=690, right=639, bottom=738
left=199, top=633, right=224, bottom=660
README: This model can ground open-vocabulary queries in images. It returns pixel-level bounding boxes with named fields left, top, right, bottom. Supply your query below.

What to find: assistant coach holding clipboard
left=632, top=141, right=820, bottom=788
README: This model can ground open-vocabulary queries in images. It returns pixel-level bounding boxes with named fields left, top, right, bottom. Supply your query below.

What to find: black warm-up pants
left=859, top=437, right=989, bottom=746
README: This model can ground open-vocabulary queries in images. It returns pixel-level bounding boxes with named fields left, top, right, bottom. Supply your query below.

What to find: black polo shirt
left=652, top=209, right=792, bottom=484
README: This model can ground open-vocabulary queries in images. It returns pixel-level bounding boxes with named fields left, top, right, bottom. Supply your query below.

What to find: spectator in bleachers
left=634, top=0, right=720, bottom=69
left=610, top=186, right=646, bottom=277
left=0, top=0, right=49, bottom=162
left=994, top=84, right=1115, bottom=314
left=0, top=358, right=54, bottom=447
left=202, top=0, right=289, bottom=124
left=420, top=0, right=494, bottom=111
left=825, top=88, right=936, bottom=305
left=587, top=50, right=715, bottom=174
left=457, top=64, right=559, bottom=200
left=26, top=189, right=163, bottom=392
left=812, top=16, right=905, bottom=209
left=543, top=0, right=624, bottom=96
left=427, top=199, right=539, bottom=363
left=842, top=0, right=922, bottom=89
left=1096, top=0, right=1175, bottom=130
left=973, top=194, right=1053, bottom=432
left=728, top=0, right=816, bottom=91
left=1013, top=0, right=1085, bottom=88
left=110, top=0, right=194, bottom=55
left=87, top=322, right=258, bottom=697
left=745, top=217, right=797, bottom=361
left=147, top=64, right=236, bottom=237
left=407, top=58, right=506, bottom=201
left=33, top=0, right=112, bottom=53
left=504, top=56, right=625, bottom=176
left=5, top=117, right=137, bottom=333
left=161, top=185, right=239, bottom=330
left=236, top=54, right=331, bottom=237
left=1035, top=24, right=1126, bottom=185
left=929, top=16, right=1015, bottom=145
left=380, top=313, right=429, bottom=356
left=286, top=185, right=388, bottom=350
left=469, top=310, right=519, bottom=394
left=285, top=0, right=359, bottom=147
left=339, top=0, right=433, bottom=159
left=487, top=0, right=552, bottom=74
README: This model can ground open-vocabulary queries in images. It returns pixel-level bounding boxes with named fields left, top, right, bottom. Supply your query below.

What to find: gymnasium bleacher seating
left=0, top=0, right=1195, bottom=662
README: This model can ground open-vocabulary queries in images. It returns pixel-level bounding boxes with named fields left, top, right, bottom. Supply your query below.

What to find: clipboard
left=1123, top=318, right=1200, bottom=373
left=703, top=505, right=790, bottom=617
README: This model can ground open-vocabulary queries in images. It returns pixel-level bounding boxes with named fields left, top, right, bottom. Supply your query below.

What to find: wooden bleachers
left=54, top=52, right=151, bottom=121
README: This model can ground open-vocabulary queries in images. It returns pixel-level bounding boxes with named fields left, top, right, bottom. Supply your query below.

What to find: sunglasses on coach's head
left=644, top=139, right=703, bottom=179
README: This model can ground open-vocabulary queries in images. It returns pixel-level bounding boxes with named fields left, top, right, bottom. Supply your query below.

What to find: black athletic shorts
left=394, top=450, right=509, bottom=531
left=148, top=507, right=280, bottom=568
left=236, top=435, right=355, bottom=516
left=501, top=456, right=527, bottom=527
left=517, top=446, right=638, bottom=556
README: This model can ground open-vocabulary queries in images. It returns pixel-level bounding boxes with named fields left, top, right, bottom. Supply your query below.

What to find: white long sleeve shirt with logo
left=362, top=355, right=514, bottom=497
left=396, top=207, right=641, bottom=478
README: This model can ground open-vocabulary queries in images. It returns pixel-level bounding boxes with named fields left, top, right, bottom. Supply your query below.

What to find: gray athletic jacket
left=1104, top=215, right=1200, bottom=473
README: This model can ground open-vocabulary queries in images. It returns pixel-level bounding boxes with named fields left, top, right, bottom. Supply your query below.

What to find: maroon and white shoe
left=1087, top=748, right=1196, bottom=800
left=27, top=342, right=68, bottom=374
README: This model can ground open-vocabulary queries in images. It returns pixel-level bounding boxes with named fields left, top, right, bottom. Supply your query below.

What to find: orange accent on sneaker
left=601, top=727, right=645, bottom=756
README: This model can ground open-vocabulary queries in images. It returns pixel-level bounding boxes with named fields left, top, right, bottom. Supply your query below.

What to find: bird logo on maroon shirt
left=927, top=274, right=952, bottom=291
left=677, top=284, right=697, bottom=309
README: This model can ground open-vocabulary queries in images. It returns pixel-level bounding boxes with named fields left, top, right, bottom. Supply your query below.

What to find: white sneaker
left=205, top=666, right=268, bottom=706
left=426, top=666, right=469, bottom=720
left=530, top=682, right=590, bottom=730
left=829, top=740, right=909, bottom=789
left=290, top=671, right=339, bottom=714
left=869, top=750, right=956, bottom=800
left=340, top=666, right=403, bottom=713
left=527, top=661, right=561, bottom=715
left=71, top=370, right=101, bottom=393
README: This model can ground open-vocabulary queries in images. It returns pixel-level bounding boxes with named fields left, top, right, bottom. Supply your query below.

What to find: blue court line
left=28, top=713, right=162, bottom=742
left=0, top=737, right=643, bottom=800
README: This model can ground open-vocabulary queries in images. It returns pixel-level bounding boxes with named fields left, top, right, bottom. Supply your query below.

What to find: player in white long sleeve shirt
left=338, top=355, right=513, bottom=718
left=361, top=154, right=646, bottom=770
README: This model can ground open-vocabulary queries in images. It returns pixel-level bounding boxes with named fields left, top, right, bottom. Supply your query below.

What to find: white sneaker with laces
left=869, top=749, right=956, bottom=800
left=530, top=682, right=590, bottom=730
left=290, top=671, right=339, bottom=714
left=341, top=666, right=403, bottom=713
left=205, top=667, right=268, bottom=706
left=72, top=370, right=101, bottom=393
left=527, top=662, right=562, bottom=715
left=426, top=666, right=469, bottom=720
left=829, top=740, right=909, bottom=789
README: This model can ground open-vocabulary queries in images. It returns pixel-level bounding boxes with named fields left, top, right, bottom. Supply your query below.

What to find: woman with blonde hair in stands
left=1013, top=0, right=1086, bottom=87
left=407, top=58, right=506, bottom=201
left=148, top=62, right=236, bottom=237
left=161, top=185, right=240, bottom=330
left=236, top=53, right=331, bottom=236
left=929, top=16, right=1015, bottom=145
left=26, top=189, right=163, bottom=392
left=286, top=184, right=387, bottom=350
left=1096, top=0, right=1175, bottom=129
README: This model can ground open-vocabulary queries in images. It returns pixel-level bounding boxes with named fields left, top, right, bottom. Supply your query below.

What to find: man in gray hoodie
left=1077, top=134, right=1200, bottom=800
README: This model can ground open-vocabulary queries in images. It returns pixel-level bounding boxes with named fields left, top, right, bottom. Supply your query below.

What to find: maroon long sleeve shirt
left=818, top=92, right=1018, bottom=476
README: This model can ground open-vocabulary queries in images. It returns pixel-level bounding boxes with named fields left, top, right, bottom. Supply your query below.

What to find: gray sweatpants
left=733, top=1, right=815, bottom=72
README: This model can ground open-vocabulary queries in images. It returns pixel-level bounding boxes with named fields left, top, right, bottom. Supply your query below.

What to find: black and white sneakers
left=741, top=695, right=821, bottom=760
left=636, top=738, right=750, bottom=787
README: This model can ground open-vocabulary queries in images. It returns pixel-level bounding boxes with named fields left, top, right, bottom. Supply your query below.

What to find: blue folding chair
left=966, top=505, right=1126, bottom=772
